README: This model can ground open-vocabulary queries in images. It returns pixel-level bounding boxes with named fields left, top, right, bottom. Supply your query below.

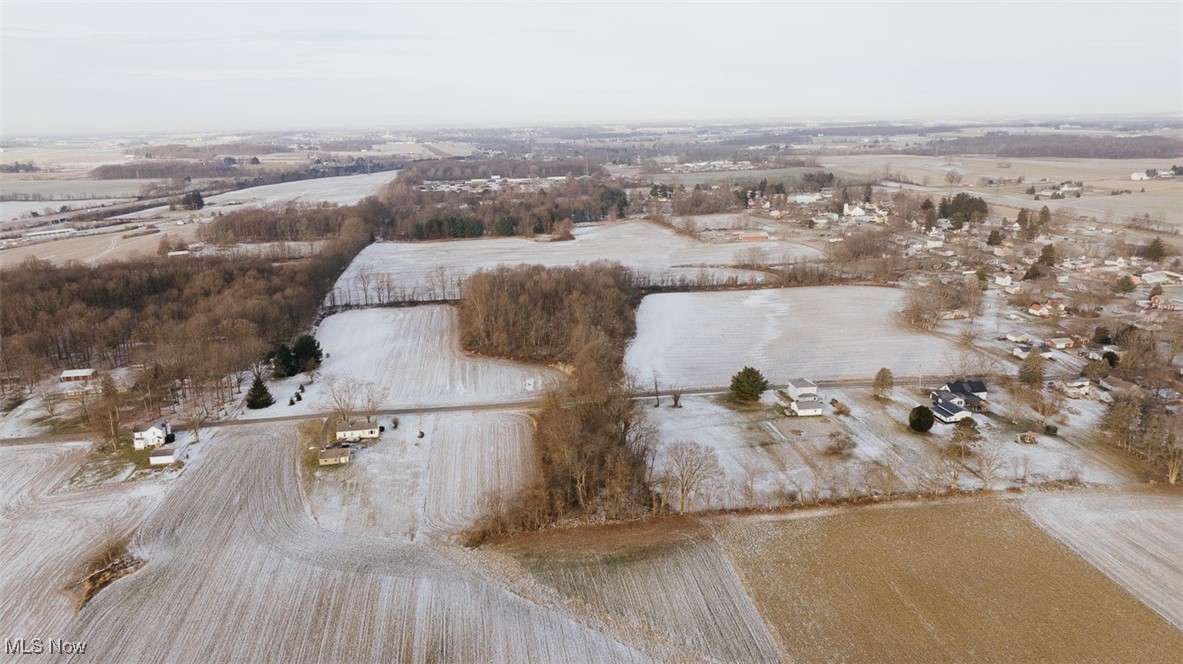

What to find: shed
left=931, top=398, right=972, bottom=424
left=149, top=447, right=179, bottom=466
left=786, top=378, right=818, bottom=401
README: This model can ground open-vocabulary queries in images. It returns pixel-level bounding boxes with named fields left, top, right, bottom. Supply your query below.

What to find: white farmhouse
left=786, top=378, right=819, bottom=402
left=790, top=397, right=825, bottom=417
left=133, top=422, right=171, bottom=450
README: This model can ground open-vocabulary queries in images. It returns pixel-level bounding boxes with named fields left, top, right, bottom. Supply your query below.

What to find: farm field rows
left=714, top=500, right=1183, bottom=662
left=625, top=287, right=969, bottom=387
left=309, top=410, right=537, bottom=539
left=56, top=425, right=647, bottom=662
left=330, top=219, right=821, bottom=303
left=242, top=306, right=560, bottom=420
left=502, top=524, right=780, bottom=662
left=1022, top=488, right=1183, bottom=631
left=0, top=442, right=166, bottom=638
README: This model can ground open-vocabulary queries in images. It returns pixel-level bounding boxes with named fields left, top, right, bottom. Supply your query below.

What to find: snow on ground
left=0, top=442, right=166, bottom=638
left=0, top=392, right=48, bottom=439
left=241, top=306, right=561, bottom=419
left=120, top=170, right=400, bottom=218
left=516, top=537, right=781, bottom=662
left=309, top=410, right=536, bottom=539
left=625, top=287, right=969, bottom=387
left=329, top=219, right=822, bottom=304
left=59, top=423, right=645, bottom=662
left=1023, top=488, right=1183, bottom=631
left=0, top=198, right=132, bottom=222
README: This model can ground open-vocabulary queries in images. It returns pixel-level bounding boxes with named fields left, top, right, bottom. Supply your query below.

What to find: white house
left=786, top=378, right=819, bottom=401
left=843, top=203, right=866, bottom=217
left=994, top=274, right=1012, bottom=287
left=790, top=397, right=825, bottom=417
left=334, top=420, right=380, bottom=443
left=318, top=447, right=352, bottom=466
left=133, top=422, right=171, bottom=450
left=149, top=446, right=180, bottom=466
left=932, top=398, right=972, bottom=424
left=1006, top=332, right=1031, bottom=343
left=1059, top=379, right=1091, bottom=399
left=1046, top=337, right=1074, bottom=350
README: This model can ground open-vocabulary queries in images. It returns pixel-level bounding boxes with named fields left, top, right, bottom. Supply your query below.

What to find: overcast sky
left=3, top=1, right=1181, bottom=135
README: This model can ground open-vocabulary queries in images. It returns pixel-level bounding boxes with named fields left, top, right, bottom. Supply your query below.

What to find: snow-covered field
left=0, top=198, right=132, bottom=222
left=515, top=537, right=780, bottom=662
left=59, top=424, right=645, bottom=662
left=310, top=411, right=537, bottom=538
left=625, top=287, right=969, bottom=387
left=243, top=307, right=560, bottom=419
left=0, top=442, right=165, bottom=638
left=329, top=219, right=822, bottom=304
left=1023, top=489, right=1183, bottom=631
left=120, top=170, right=400, bottom=218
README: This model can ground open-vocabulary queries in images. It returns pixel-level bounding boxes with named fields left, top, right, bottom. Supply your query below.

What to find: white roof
left=60, top=369, right=95, bottom=379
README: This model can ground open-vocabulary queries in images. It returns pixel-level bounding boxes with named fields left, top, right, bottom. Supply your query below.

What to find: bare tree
left=322, top=377, right=362, bottom=423
left=179, top=400, right=211, bottom=445
left=651, top=372, right=661, bottom=407
left=359, top=384, right=384, bottom=423
left=40, top=390, right=65, bottom=418
left=669, top=382, right=685, bottom=408
left=974, top=441, right=1006, bottom=490
left=664, top=442, right=723, bottom=514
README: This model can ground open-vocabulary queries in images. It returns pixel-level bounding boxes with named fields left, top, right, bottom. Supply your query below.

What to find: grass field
left=715, top=500, right=1183, bottom=662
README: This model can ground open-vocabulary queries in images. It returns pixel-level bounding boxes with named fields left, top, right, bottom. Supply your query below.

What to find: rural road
left=0, top=372, right=1079, bottom=448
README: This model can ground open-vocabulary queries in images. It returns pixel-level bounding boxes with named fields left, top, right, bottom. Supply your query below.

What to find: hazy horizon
left=3, top=1, right=1181, bottom=136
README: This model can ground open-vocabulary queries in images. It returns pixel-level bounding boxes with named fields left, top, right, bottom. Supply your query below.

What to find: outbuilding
left=786, top=378, right=819, bottom=402
left=318, top=447, right=352, bottom=466
left=149, top=447, right=179, bottom=466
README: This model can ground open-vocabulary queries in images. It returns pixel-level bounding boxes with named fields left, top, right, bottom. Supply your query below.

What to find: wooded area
left=459, top=264, right=652, bottom=542
left=0, top=219, right=371, bottom=413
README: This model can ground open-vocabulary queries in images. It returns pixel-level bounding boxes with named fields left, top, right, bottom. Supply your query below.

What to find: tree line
left=910, top=133, right=1183, bottom=159
left=395, top=158, right=603, bottom=183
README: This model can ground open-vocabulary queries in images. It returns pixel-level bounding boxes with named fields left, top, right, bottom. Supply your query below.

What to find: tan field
left=0, top=222, right=202, bottom=268
left=715, top=500, right=1183, bottom=662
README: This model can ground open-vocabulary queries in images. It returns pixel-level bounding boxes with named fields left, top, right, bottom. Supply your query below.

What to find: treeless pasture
left=715, top=501, right=1183, bottom=662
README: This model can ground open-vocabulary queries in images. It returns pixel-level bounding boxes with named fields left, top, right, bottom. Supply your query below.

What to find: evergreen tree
left=1022, top=264, right=1042, bottom=281
left=908, top=405, right=934, bottom=433
left=1019, top=351, right=1045, bottom=387
left=729, top=366, right=769, bottom=402
left=1115, top=275, right=1137, bottom=293
left=986, top=229, right=1002, bottom=246
left=292, top=334, right=324, bottom=371
left=1038, top=243, right=1057, bottom=266
left=1145, top=237, right=1167, bottom=263
left=246, top=374, right=275, bottom=409
left=1150, top=283, right=1164, bottom=298
left=873, top=367, right=894, bottom=399
left=274, top=344, right=298, bottom=377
